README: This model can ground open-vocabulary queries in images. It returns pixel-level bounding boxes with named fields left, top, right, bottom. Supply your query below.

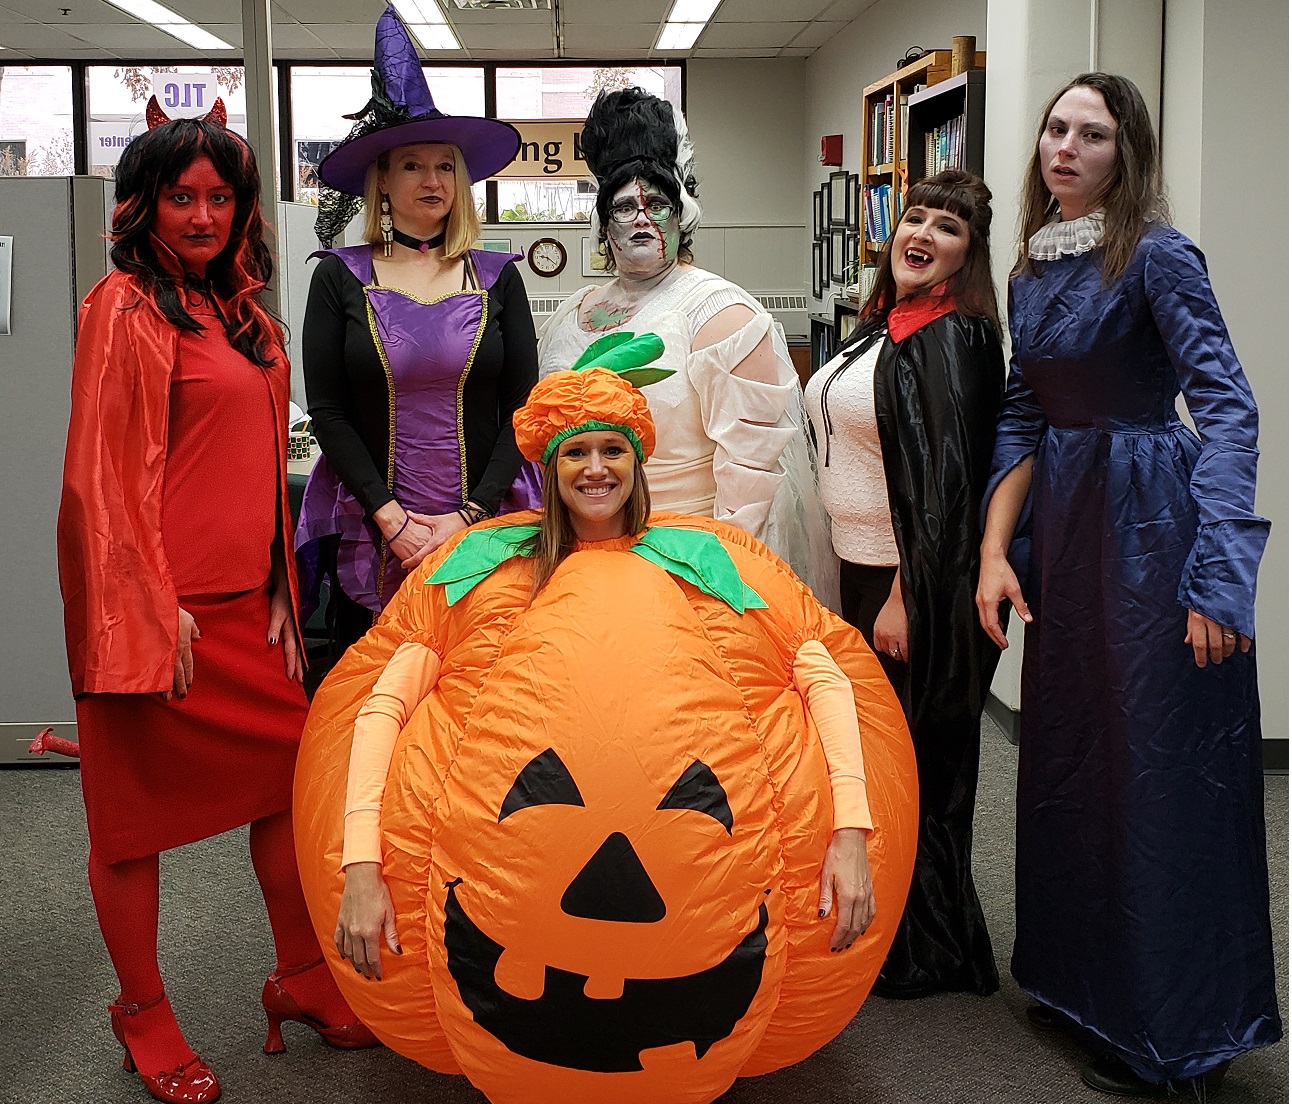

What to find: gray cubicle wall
left=0, top=176, right=111, bottom=763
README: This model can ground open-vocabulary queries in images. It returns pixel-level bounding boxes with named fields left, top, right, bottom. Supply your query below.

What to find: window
left=86, top=66, right=280, bottom=191
left=0, top=66, right=74, bottom=176
left=290, top=66, right=485, bottom=212
left=494, top=66, right=683, bottom=223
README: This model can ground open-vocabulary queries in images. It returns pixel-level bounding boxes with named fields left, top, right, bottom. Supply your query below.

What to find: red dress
left=67, top=286, right=307, bottom=864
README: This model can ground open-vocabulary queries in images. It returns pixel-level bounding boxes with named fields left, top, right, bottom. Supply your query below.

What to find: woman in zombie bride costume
left=537, top=88, right=837, bottom=605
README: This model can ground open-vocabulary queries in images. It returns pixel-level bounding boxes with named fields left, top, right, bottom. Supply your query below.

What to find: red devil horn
left=203, top=98, right=227, bottom=128
left=146, top=95, right=171, bottom=129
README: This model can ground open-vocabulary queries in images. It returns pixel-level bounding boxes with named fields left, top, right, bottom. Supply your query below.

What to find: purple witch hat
left=316, top=5, right=520, bottom=197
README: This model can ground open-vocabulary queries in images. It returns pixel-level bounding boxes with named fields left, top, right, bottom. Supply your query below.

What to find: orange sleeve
left=792, top=639, right=874, bottom=833
left=341, top=641, right=442, bottom=868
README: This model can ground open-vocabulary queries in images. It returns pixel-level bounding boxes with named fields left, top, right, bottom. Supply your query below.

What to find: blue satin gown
left=987, top=223, right=1281, bottom=1083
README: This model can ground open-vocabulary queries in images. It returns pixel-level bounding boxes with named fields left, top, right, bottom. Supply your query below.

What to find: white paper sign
left=151, top=73, right=219, bottom=118
left=0, top=236, right=12, bottom=336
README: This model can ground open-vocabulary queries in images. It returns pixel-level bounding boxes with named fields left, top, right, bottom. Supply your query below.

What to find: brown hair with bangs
left=524, top=438, right=652, bottom=598
left=361, top=142, right=481, bottom=260
left=859, top=169, right=1000, bottom=335
left=1014, top=72, right=1169, bottom=284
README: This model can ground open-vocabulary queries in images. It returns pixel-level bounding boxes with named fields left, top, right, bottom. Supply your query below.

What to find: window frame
left=30, top=58, right=684, bottom=224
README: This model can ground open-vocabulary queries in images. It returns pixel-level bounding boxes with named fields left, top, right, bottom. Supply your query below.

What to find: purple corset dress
left=296, top=246, right=541, bottom=614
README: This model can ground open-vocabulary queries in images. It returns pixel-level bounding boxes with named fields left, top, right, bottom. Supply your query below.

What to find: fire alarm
left=820, top=135, right=843, bottom=167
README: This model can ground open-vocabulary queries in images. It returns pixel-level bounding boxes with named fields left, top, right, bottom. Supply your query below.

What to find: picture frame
left=811, top=240, right=823, bottom=299
left=478, top=238, right=512, bottom=253
left=828, top=169, right=849, bottom=229
left=846, top=174, right=860, bottom=233
left=830, top=227, right=847, bottom=283
left=581, top=235, right=612, bottom=277
left=818, top=232, right=831, bottom=293
left=813, top=188, right=824, bottom=240
left=847, top=232, right=860, bottom=280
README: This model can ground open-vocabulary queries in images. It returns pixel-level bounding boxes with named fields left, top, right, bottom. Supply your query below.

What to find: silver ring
left=890, top=646, right=900, bottom=657
left=1222, top=632, right=1236, bottom=640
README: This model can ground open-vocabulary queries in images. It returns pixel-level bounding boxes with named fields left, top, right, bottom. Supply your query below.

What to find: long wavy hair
left=110, top=118, right=281, bottom=367
left=1014, top=72, right=1169, bottom=284
left=859, top=169, right=1000, bottom=334
left=525, top=445, right=651, bottom=597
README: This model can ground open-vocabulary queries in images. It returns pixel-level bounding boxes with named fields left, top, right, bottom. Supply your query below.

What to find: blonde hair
left=361, top=142, right=480, bottom=260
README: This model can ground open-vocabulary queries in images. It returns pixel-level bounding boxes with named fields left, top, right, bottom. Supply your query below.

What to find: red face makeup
left=152, top=155, right=235, bottom=276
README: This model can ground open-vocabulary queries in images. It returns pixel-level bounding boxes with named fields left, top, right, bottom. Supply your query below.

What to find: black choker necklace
left=391, top=227, right=446, bottom=253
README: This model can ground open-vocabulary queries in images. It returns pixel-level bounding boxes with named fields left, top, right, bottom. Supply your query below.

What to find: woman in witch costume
left=57, top=104, right=375, bottom=1104
left=805, top=170, right=1005, bottom=999
left=537, top=87, right=837, bottom=605
left=297, top=5, right=540, bottom=665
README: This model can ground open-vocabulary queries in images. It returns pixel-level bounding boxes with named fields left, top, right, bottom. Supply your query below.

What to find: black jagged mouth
left=444, top=881, right=768, bottom=1072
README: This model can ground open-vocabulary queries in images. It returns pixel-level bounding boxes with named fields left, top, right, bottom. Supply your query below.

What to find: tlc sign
left=150, top=73, right=219, bottom=116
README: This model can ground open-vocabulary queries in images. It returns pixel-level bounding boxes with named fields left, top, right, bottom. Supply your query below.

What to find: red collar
left=886, top=287, right=958, bottom=343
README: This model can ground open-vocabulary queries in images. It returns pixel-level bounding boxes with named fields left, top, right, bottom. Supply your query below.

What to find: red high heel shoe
left=261, top=957, right=380, bottom=1054
left=108, top=994, right=221, bottom=1104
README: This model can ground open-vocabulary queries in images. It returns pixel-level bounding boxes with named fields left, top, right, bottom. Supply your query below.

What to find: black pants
left=838, top=560, right=903, bottom=692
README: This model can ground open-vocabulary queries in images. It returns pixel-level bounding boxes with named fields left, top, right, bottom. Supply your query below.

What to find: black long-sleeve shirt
left=302, top=251, right=538, bottom=517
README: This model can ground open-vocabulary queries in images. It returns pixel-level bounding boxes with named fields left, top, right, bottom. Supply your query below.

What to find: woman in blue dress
left=976, top=72, right=1280, bottom=1096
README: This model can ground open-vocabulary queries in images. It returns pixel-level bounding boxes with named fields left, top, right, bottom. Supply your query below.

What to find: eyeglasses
left=608, top=198, right=674, bottom=224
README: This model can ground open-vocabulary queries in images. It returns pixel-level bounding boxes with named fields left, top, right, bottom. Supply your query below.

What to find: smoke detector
left=450, top=0, right=551, bottom=8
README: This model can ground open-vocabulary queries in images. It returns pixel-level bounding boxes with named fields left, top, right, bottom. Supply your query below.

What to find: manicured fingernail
left=818, top=909, right=826, bottom=918
left=396, top=946, right=404, bottom=955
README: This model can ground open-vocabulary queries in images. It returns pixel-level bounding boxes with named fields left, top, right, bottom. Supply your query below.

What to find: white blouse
left=803, top=340, right=898, bottom=566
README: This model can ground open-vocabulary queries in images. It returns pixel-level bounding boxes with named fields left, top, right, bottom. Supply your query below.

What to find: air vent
left=529, top=297, right=564, bottom=316
left=451, top=0, right=551, bottom=8
left=754, top=293, right=808, bottom=311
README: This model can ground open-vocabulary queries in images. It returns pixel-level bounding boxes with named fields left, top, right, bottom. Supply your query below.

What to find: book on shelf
left=923, top=113, right=968, bottom=175
left=884, top=92, right=895, bottom=164
left=899, top=94, right=909, bottom=161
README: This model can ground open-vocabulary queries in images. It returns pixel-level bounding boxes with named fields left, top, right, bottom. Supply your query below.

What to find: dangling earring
left=379, top=193, right=394, bottom=258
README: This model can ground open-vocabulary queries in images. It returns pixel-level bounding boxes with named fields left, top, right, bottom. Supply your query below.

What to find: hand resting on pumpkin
left=820, top=827, right=876, bottom=950
left=336, top=861, right=401, bottom=979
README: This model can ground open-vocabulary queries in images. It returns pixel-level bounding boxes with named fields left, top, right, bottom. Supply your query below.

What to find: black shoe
left=1025, top=1002, right=1069, bottom=1032
left=1081, top=1054, right=1167, bottom=1097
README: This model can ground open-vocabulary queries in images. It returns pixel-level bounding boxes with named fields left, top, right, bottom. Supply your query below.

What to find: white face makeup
left=605, top=179, right=680, bottom=281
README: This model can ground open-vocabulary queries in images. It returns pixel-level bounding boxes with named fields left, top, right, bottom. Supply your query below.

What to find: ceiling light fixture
left=391, top=0, right=462, bottom=49
left=664, top=0, right=722, bottom=22
left=655, top=22, right=705, bottom=50
left=102, top=0, right=233, bottom=49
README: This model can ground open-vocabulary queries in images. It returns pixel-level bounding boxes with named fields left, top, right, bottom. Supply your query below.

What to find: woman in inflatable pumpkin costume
left=57, top=108, right=375, bottom=1104
left=294, top=334, right=919, bottom=1104
left=537, top=87, right=838, bottom=606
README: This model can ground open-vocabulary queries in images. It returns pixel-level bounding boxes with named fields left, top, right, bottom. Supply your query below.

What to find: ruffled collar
left=1028, top=209, right=1105, bottom=260
left=887, top=283, right=957, bottom=343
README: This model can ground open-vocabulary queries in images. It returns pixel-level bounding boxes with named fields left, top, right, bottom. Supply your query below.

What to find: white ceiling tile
left=292, top=23, right=381, bottom=50
left=448, top=6, right=550, bottom=23
left=691, top=47, right=779, bottom=57
left=789, top=19, right=849, bottom=47
left=560, top=0, right=669, bottom=21
left=563, top=24, right=658, bottom=51
left=779, top=45, right=815, bottom=56
left=77, top=23, right=239, bottom=49
left=456, top=24, right=552, bottom=50
left=272, top=0, right=368, bottom=22
left=818, top=0, right=876, bottom=21
left=714, top=0, right=830, bottom=22
left=270, top=23, right=326, bottom=48
left=698, top=20, right=806, bottom=48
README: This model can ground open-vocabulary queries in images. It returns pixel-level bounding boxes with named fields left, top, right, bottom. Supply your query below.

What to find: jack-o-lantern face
left=443, top=748, right=770, bottom=1072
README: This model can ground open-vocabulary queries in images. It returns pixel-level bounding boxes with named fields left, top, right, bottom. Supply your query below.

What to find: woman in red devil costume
left=56, top=100, right=377, bottom=1104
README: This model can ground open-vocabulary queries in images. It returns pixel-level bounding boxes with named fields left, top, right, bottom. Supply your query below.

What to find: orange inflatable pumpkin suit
left=294, top=343, right=918, bottom=1104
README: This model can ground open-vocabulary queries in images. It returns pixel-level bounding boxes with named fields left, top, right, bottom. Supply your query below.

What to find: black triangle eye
left=656, top=760, right=733, bottom=834
left=499, top=749, right=585, bottom=822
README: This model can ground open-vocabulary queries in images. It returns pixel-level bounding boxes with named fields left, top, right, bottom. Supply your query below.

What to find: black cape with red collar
left=853, top=297, right=1006, bottom=996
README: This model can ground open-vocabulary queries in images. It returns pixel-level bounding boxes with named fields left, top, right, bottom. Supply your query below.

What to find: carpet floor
left=1, top=719, right=1285, bottom=1103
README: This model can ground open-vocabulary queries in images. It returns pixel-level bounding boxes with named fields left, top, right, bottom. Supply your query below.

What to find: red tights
left=88, top=810, right=349, bottom=1070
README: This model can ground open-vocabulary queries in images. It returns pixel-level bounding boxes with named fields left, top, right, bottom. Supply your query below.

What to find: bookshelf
left=860, top=49, right=986, bottom=268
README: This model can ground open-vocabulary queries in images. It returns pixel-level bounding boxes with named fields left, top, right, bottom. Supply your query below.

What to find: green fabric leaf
left=617, top=365, right=674, bottom=387
left=570, top=332, right=636, bottom=372
left=589, top=333, right=668, bottom=376
left=630, top=527, right=765, bottom=613
left=427, top=525, right=538, bottom=605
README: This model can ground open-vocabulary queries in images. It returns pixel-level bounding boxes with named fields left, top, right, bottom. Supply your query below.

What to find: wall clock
left=527, top=237, right=567, bottom=277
